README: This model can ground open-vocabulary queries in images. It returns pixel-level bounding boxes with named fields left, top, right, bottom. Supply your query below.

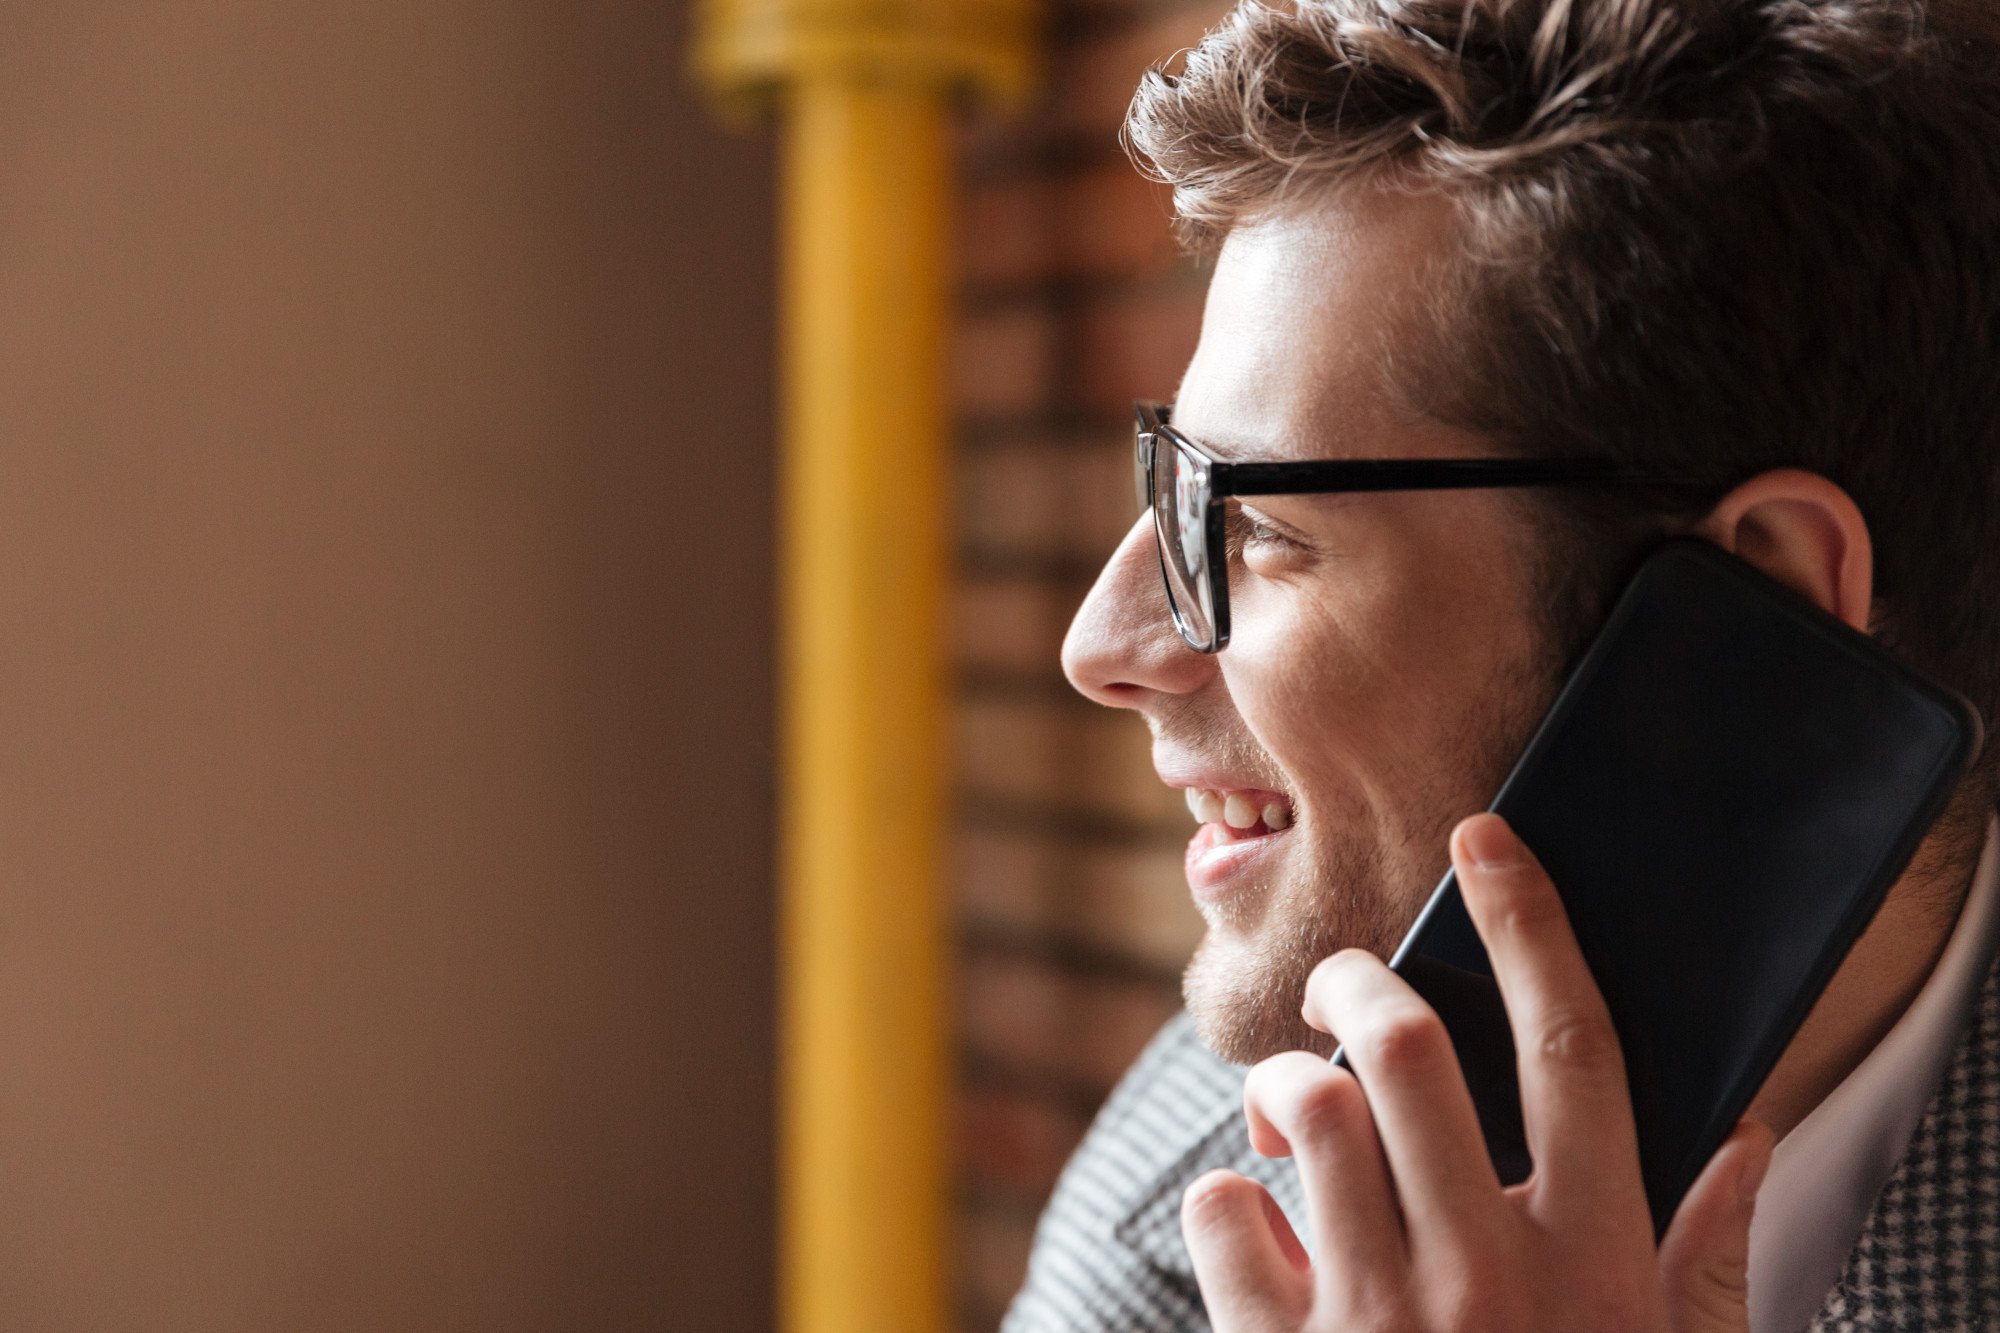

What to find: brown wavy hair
left=1128, top=0, right=2000, bottom=796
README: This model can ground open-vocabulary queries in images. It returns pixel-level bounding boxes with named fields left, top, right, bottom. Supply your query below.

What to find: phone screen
left=1385, top=542, right=1978, bottom=1234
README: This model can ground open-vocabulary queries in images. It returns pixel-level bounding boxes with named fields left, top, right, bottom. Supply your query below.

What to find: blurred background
left=0, top=0, right=1227, bottom=1329
left=947, top=0, right=1222, bottom=1325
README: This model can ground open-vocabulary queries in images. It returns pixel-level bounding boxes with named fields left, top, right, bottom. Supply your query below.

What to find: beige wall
left=0, top=3, right=774, bottom=1328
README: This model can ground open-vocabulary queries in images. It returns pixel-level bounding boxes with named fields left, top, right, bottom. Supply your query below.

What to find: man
left=1002, top=0, right=2000, bottom=1328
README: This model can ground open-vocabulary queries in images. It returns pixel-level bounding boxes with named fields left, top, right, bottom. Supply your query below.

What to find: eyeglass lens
left=1146, top=432, right=1217, bottom=650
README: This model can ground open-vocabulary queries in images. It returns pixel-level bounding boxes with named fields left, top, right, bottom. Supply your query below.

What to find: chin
left=1179, top=842, right=1417, bottom=1066
left=1182, top=930, right=1340, bottom=1065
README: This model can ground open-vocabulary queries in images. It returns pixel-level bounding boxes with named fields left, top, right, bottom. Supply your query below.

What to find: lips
left=1174, top=783, right=1294, bottom=898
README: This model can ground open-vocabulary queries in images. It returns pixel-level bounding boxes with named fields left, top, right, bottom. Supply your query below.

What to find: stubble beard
left=1181, top=659, right=1557, bottom=1068
left=1181, top=802, right=1442, bottom=1065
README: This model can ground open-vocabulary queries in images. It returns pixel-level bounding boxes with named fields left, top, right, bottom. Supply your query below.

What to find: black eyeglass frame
left=1135, top=400, right=1672, bottom=653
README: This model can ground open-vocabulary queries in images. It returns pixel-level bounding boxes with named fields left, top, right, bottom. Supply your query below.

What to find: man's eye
left=1224, top=506, right=1288, bottom=548
left=1240, top=512, right=1288, bottom=544
left=1223, top=506, right=1296, bottom=560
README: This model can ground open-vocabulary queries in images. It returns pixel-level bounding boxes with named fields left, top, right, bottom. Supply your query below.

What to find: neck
left=1747, top=801, right=1989, bottom=1139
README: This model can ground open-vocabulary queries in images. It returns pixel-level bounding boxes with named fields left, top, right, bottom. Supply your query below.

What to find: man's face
left=1062, top=189, right=1568, bottom=1063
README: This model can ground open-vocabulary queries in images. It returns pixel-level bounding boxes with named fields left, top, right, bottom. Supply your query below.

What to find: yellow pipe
left=779, top=81, right=952, bottom=1333
left=693, top=0, right=1032, bottom=1325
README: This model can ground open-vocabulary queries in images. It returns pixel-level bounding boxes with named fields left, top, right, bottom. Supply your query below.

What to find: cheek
left=1221, top=574, right=1388, bottom=789
left=1222, top=540, right=1542, bottom=795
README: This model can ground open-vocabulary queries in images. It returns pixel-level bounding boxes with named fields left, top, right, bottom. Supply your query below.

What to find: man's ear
left=1694, top=469, right=1873, bottom=633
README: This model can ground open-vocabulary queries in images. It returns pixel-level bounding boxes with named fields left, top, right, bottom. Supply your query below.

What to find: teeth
left=1184, top=787, right=1292, bottom=830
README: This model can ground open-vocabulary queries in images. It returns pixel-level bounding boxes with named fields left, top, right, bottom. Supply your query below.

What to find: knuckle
left=1534, top=1008, right=1622, bottom=1072
left=1679, top=1264, right=1751, bottom=1323
left=1354, top=1006, right=1452, bottom=1072
left=1486, top=878, right=1565, bottom=938
left=1415, top=1264, right=1531, bottom=1332
left=1289, top=1068, right=1367, bottom=1139
left=1179, top=1169, right=1256, bottom=1232
left=1447, top=1289, right=1528, bottom=1332
left=1662, top=1243, right=1751, bottom=1320
left=1329, top=1284, right=1416, bottom=1332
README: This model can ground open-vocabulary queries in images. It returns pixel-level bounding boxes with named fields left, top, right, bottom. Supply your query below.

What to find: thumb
left=1657, top=1119, right=1776, bottom=1333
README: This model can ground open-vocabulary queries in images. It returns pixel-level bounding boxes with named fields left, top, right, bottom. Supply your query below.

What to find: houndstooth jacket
left=1003, top=962, right=2000, bottom=1332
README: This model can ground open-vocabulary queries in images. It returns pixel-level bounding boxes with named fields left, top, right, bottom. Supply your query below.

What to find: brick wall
left=951, top=2, right=1231, bottom=1325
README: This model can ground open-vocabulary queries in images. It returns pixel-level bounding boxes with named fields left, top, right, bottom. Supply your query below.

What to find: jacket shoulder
left=1001, top=1012, right=1243, bottom=1333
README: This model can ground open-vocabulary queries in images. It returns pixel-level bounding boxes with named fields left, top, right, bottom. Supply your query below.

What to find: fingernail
left=1459, top=816, right=1520, bottom=870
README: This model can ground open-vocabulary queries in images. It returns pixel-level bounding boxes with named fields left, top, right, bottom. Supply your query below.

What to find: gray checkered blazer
left=1004, top=962, right=2000, bottom=1331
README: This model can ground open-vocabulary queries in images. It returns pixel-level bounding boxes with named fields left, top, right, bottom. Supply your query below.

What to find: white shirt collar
left=1747, top=815, right=2000, bottom=1333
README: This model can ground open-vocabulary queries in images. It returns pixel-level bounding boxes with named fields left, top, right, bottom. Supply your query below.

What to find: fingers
left=1297, top=951, right=1504, bottom=1247
left=1452, top=814, right=1642, bottom=1217
left=1242, top=1050, right=1407, bottom=1300
left=1658, top=1120, right=1775, bottom=1333
left=1181, top=1170, right=1313, bottom=1332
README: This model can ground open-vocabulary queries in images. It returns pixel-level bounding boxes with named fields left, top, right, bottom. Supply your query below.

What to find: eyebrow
left=1164, top=422, right=1283, bottom=463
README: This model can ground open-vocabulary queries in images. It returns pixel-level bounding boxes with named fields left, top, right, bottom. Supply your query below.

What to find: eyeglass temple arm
left=1138, top=402, right=1673, bottom=495
left=1215, top=457, right=1647, bottom=496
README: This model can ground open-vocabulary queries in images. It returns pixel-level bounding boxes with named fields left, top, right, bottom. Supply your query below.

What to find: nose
left=1062, top=515, right=1219, bottom=709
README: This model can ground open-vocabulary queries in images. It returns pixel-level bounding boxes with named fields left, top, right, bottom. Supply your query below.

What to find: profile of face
left=1062, top=188, right=1572, bottom=1065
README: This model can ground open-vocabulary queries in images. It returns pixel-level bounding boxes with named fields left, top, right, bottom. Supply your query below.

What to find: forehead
left=1172, top=187, right=1462, bottom=462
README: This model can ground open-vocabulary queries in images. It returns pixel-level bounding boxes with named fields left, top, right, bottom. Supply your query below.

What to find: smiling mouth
left=1180, top=785, right=1294, bottom=897
left=1183, top=786, right=1293, bottom=840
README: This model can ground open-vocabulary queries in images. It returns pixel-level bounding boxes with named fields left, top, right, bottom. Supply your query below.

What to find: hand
left=1181, top=813, right=1776, bottom=1333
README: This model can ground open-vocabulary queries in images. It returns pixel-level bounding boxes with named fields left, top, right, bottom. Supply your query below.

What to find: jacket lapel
left=1810, top=957, right=2000, bottom=1328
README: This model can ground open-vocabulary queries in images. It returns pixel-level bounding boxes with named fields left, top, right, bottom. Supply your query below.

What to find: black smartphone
left=1370, top=540, right=1982, bottom=1236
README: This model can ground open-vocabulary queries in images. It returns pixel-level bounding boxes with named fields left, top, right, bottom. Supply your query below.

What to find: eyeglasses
left=1135, top=400, right=1665, bottom=653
